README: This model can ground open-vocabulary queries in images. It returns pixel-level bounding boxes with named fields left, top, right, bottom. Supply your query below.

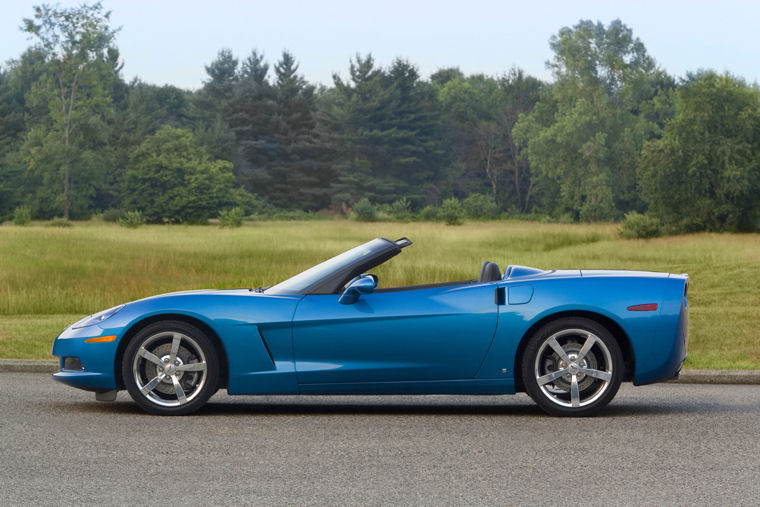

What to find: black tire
left=521, top=317, right=623, bottom=417
left=122, top=320, right=219, bottom=415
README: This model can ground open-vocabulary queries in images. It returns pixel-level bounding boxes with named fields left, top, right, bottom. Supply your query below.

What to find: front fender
left=52, top=291, right=303, bottom=395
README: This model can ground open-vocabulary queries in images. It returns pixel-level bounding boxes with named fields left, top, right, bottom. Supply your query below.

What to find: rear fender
left=476, top=276, right=681, bottom=386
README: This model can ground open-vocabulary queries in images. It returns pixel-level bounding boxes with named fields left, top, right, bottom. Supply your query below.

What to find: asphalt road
left=2, top=373, right=759, bottom=505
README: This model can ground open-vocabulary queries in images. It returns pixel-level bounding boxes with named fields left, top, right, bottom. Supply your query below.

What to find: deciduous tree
left=514, top=19, right=666, bottom=221
left=21, top=1, right=119, bottom=219
left=639, top=73, right=760, bottom=231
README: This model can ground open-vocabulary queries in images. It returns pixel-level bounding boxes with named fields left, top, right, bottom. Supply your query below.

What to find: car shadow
left=195, top=399, right=757, bottom=417
left=196, top=400, right=546, bottom=417
left=48, top=397, right=544, bottom=416
left=48, top=395, right=758, bottom=418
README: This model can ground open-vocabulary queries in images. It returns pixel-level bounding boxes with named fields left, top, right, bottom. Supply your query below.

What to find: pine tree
left=385, top=58, right=443, bottom=201
left=331, top=54, right=398, bottom=204
left=230, top=51, right=334, bottom=209
left=193, top=49, right=239, bottom=161
left=331, top=54, right=442, bottom=206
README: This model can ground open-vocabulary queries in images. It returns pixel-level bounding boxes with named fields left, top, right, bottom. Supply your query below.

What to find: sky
left=2, top=0, right=758, bottom=89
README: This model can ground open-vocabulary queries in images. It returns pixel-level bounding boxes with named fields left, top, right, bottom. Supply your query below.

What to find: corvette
left=52, top=237, right=689, bottom=416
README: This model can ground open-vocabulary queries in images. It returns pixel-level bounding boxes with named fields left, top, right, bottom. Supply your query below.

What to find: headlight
left=71, top=305, right=126, bottom=329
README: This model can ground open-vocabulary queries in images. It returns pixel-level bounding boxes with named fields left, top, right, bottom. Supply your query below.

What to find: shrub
left=462, top=193, right=498, bottom=219
left=232, top=188, right=272, bottom=216
left=440, top=197, right=464, bottom=225
left=620, top=211, right=662, bottom=239
left=12, top=206, right=32, bottom=226
left=218, top=207, right=245, bottom=228
left=375, top=209, right=393, bottom=221
left=101, top=208, right=122, bottom=222
left=389, top=198, right=412, bottom=221
left=47, top=217, right=72, bottom=227
left=419, top=205, right=440, bottom=221
left=351, top=198, right=376, bottom=222
left=266, top=209, right=325, bottom=221
left=119, top=210, right=146, bottom=228
left=121, top=126, right=236, bottom=223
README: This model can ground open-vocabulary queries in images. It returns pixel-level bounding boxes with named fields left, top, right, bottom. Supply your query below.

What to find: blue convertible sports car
left=52, top=237, right=689, bottom=416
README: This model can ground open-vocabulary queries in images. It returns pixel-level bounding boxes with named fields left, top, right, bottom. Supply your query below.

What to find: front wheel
left=122, top=321, right=219, bottom=415
left=521, top=317, right=623, bottom=417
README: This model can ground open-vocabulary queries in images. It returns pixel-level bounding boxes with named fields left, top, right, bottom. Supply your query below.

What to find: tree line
left=1, top=3, right=759, bottom=233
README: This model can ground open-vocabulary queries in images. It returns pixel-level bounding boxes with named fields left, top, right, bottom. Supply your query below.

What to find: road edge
left=0, top=359, right=59, bottom=373
left=1, top=359, right=759, bottom=384
left=670, top=369, right=760, bottom=385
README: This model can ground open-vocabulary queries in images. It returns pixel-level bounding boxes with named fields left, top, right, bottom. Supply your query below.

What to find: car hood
left=133, top=288, right=301, bottom=304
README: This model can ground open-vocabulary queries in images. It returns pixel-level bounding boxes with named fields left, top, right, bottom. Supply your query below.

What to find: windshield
left=266, top=238, right=391, bottom=294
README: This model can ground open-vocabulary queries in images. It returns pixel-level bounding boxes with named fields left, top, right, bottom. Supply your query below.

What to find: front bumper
left=52, top=370, right=116, bottom=392
left=51, top=324, right=122, bottom=391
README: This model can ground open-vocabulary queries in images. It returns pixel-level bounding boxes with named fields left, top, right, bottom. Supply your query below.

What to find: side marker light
left=84, top=335, right=117, bottom=343
left=627, top=303, right=658, bottom=312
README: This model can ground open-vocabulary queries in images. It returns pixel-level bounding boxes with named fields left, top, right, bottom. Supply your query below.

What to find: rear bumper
left=671, top=357, right=686, bottom=381
left=633, top=275, right=689, bottom=385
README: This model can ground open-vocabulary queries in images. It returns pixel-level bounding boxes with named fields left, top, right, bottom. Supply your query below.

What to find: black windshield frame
left=265, top=237, right=403, bottom=295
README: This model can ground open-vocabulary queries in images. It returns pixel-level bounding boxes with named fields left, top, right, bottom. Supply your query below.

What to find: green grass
left=0, top=314, right=84, bottom=359
left=1, top=219, right=758, bottom=369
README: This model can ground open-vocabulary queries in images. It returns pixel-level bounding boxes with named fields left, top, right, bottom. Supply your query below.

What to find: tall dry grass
left=1, top=220, right=758, bottom=368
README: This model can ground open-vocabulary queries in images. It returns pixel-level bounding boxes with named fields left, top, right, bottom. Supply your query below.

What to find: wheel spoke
left=579, top=367, right=612, bottom=382
left=177, top=362, right=206, bottom=373
left=137, top=347, right=164, bottom=367
left=169, top=333, right=182, bottom=361
left=140, top=374, right=164, bottom=395
left=547, top=337, right=571, bottom=363
left=577, top=333, right=597, bottom=361
left=537, top=368, right=569, bottom=385
left=171, top=375, right=187, bottom=404
left=570, top=374, right=580, bottom=408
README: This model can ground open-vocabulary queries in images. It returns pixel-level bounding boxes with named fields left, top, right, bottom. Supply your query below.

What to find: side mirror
left=338, top=274, right=377, bottom=305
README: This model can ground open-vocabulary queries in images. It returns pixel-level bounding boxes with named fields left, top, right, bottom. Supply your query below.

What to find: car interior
left=478, top=261, right=502, bottom=282
left=289, top=236, right=505, bottom=295
left=372, top=260, right=503, bottom=293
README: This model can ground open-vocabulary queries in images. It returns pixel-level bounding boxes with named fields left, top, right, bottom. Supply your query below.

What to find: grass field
left=1, top=219, right=758, bottom=369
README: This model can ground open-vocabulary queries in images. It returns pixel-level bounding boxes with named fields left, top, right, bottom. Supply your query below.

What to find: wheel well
left=512, top=310, right=635, bottom=392
left=114, top=314, right=229, bottom=390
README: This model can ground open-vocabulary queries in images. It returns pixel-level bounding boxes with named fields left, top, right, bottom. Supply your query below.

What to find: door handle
left=494, top=287, right=506, bottom=305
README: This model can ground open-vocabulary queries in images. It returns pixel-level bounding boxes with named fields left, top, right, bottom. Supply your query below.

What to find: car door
left=292, top=282, right=499, bottom=384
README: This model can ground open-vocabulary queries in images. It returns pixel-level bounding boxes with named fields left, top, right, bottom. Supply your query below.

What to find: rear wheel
left=521, top=317, right=623, bottom=417
left=122, top=321, right=219, bottom=415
